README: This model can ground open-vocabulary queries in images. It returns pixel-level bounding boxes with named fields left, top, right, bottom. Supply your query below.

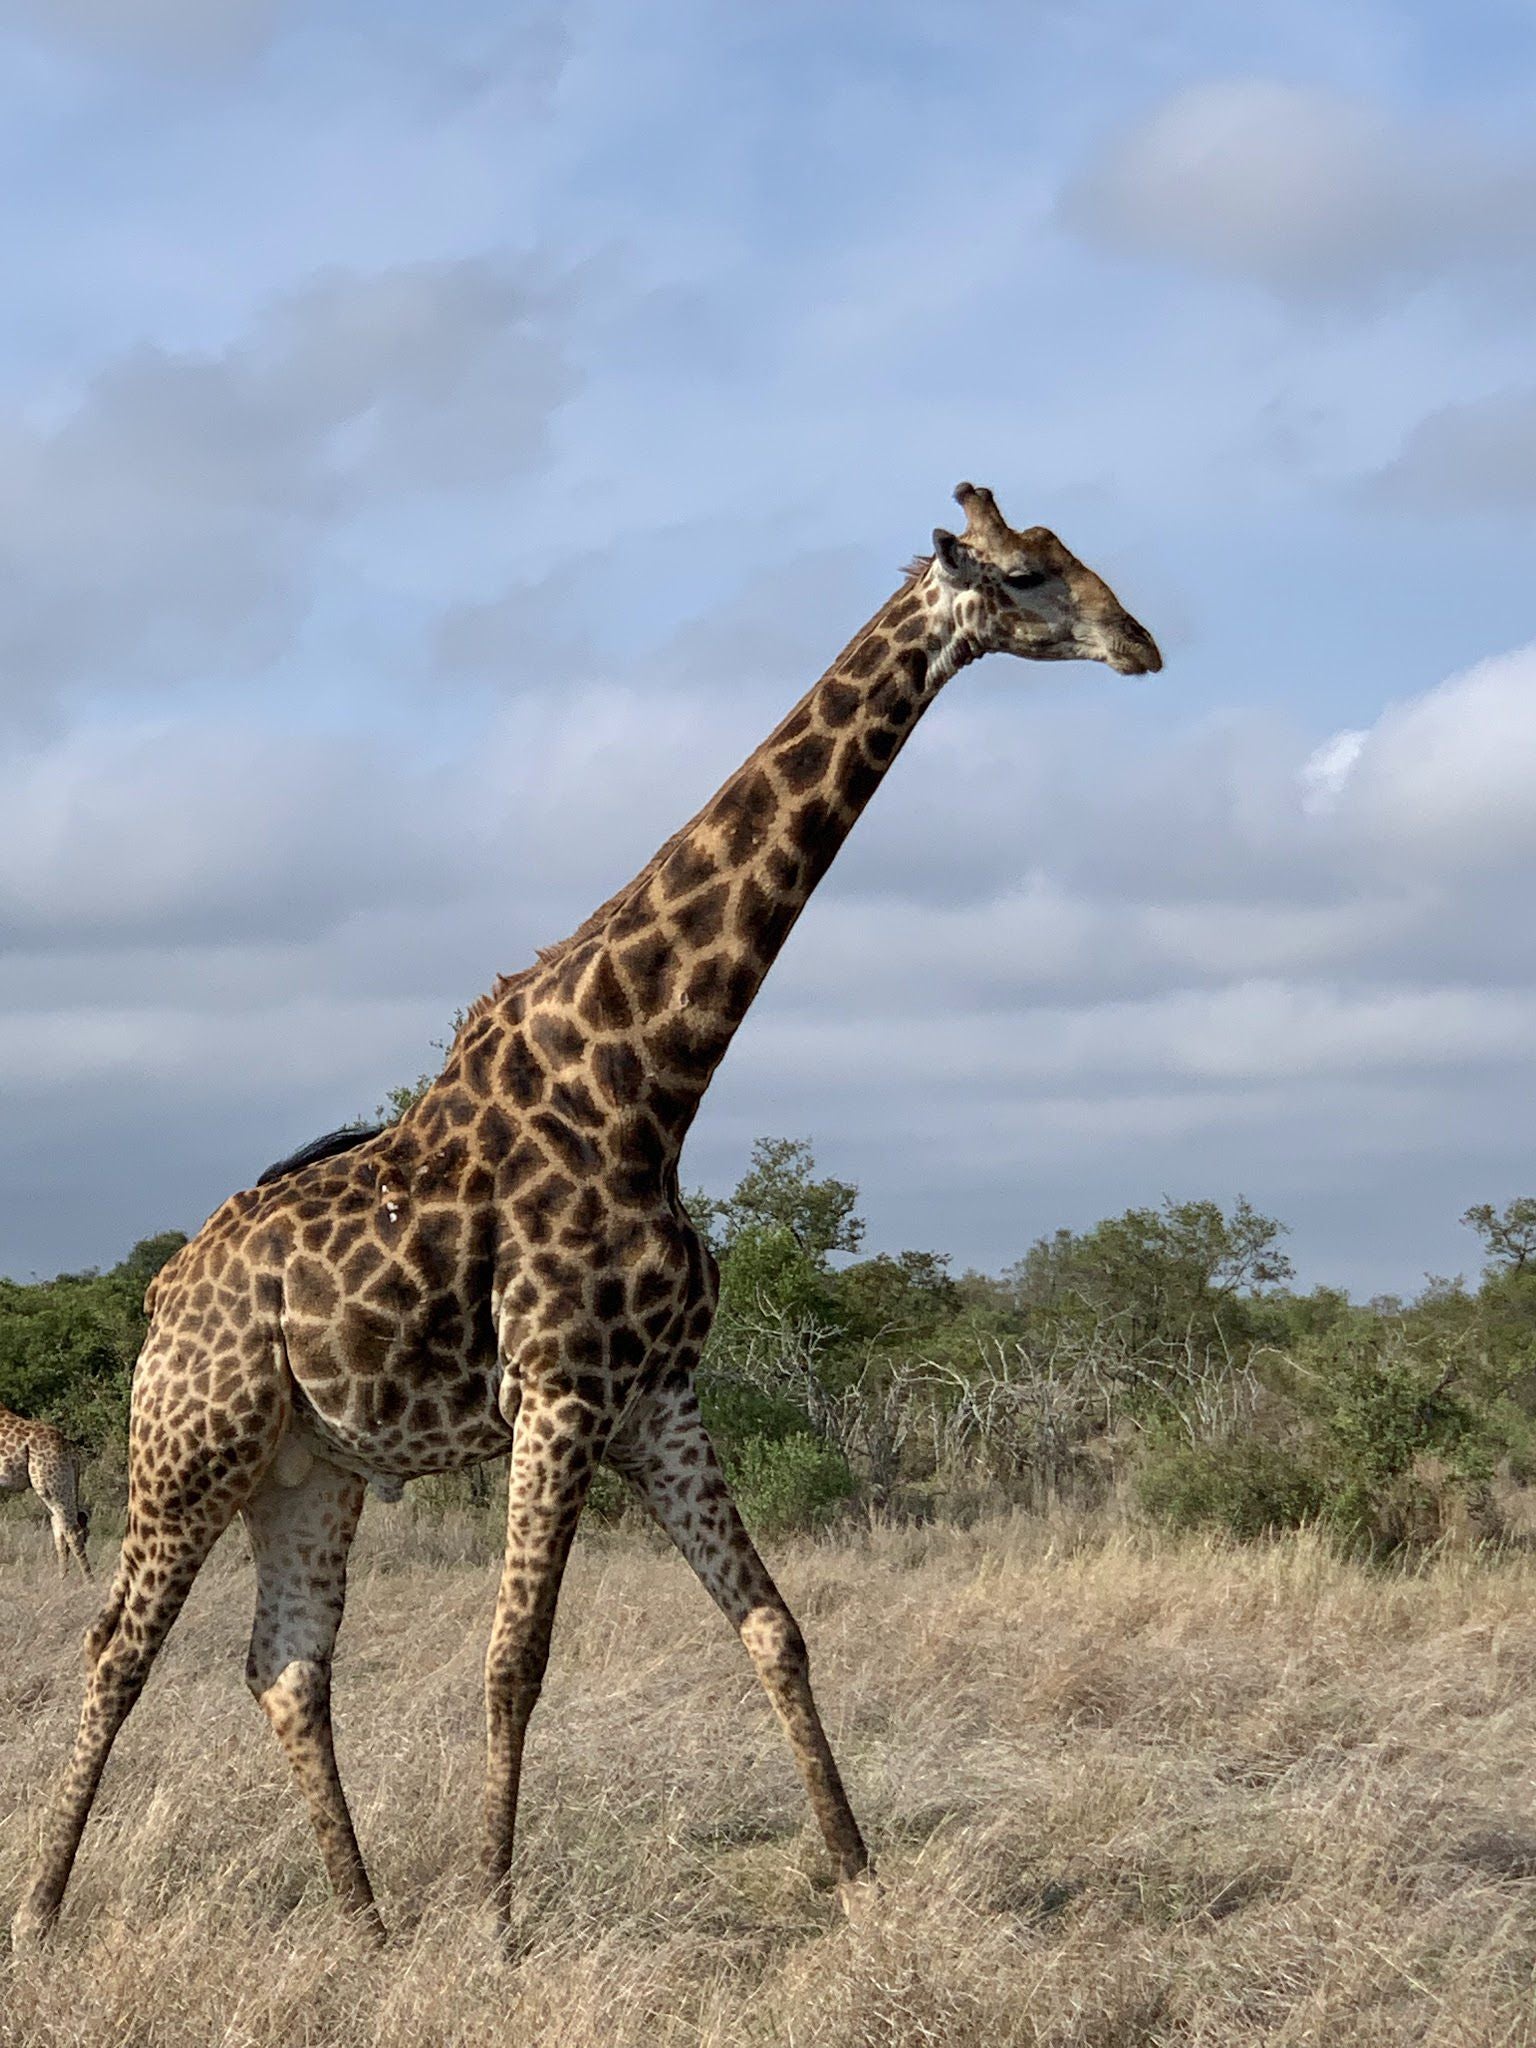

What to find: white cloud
left=1061, top=79, right=1536, bottom=308
left=1327, top=644, right=1536, bottom=870
left=0, top=258, right=575, bottom=725
left=1299, top=730, right=1367, bottom=814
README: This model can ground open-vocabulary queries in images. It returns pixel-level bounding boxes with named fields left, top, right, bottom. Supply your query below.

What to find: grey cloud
left=0, top=258, right=576, bottom=725
left=1, top=0, right=285, bottom=68
left=1061, top=80, right=1536, bottom=309
left=1367, top=387, right=1536, bottom=510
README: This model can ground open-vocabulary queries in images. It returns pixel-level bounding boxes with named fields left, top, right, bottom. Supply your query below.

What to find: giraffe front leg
left=242, top=1455, right=382, bottom=1944
left=608, top=1383, right=871, bottom=1893
left=480, top=1388, right=605, bottom=1939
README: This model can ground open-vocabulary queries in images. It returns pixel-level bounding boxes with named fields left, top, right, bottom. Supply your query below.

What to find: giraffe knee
left=250, top=1656, right=329, bottom=1731
left=741, top=1604, right=808, bottom=1682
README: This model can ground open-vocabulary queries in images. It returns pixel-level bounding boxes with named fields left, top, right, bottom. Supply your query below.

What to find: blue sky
left=3, top=0, right=1535, bottom=1295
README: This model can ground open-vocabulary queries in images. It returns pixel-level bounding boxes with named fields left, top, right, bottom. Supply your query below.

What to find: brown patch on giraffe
left=820, top=678, right=860, bottom=726
left=735, top=875, right=796, bottom=959
left=789, top=795, right=837, bottom=861
left=845, top=633, right=887, bottom=678
left=530, top=1111, right=601, bottom=1177
left=551, top=1077, right=604, bottom=1128
left=671, top=881, right=729, bottom=949
left=683, top=951, right=729, bottom=1010
left=579, top=953, right=633, bottom=1031
left=530, top=1012, right=585, bottom=1068
left=461, top=1032, right=497, bottom=1099
left=716, top=769, right=777, bottom=864
left=497, top=1032, right=546, bottom=1107
left=478, top=1103, right=516, bottom=1159
left=837, top=740, right=882, bottom=810
left=619, top=931, right=674, bottom=1012
left=659, top=839, right=716, bottom=898
left=561, top=1183, right=606, bottom=1238
left=591, top=1039, right=643, bottom=1106
left=517, top=1171, right=577, bottom=1245
left=288, top=1259, right=339, bottom=1319
left=776, top=731, right=833, bottom=791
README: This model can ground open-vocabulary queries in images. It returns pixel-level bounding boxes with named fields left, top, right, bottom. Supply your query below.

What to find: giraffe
left=0, top=1406, right=91, bottom=1579
left=13, top=483, right=1161, bottom=1948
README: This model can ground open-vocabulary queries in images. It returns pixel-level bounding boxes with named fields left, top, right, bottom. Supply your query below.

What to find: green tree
left=1006, top=1196, right=1292, bottom=1366
left=374, top=1009, right=469, bottom=1123
left=837, top=1249, right=960, bottom=1344
left=692, top=1137, right=864, bottom=1264
left=1462, top=1198, right=1536, bottom=1276
left=0, top=1232, right=186, bottom=1445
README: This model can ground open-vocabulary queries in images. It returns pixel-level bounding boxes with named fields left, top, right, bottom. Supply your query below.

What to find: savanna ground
left=5, top=1498, right=1536, bottom=2046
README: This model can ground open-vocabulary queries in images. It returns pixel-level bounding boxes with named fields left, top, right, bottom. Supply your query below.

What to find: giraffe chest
left=0, top=1439, right=31, bottom=1491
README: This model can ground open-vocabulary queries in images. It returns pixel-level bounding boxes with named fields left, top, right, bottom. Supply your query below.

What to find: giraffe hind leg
left=47, top=1505, right=91, bottom=1580
left=11, top=1512, right=225, bottom=1947
left=13, top=1341, right=287, bottom=1945
left=242, top=1455, right=383, bottom=1943
left=30, top=1452, right=91, bottom=1580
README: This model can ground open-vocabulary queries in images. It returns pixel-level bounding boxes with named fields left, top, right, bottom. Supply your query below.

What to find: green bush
left=1136, top=1432, right=1328, bottom=1541
left=727, top=1432, right=855, bottom=1537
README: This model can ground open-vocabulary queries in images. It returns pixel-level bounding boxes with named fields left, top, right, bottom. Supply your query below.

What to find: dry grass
left=5, top=1500, right=1536, bottom=2045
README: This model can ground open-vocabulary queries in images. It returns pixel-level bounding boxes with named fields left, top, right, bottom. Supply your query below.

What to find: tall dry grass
left=4, top=1497, right=1536, bottom=2044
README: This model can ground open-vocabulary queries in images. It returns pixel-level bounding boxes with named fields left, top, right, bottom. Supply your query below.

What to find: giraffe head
left=929, top=482, right=1162, bottom=675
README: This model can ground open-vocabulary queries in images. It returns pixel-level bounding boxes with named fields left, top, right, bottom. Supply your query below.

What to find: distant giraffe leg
left=242, top=1454, right=382, bottom=1942
left=479, top=1388, right=606, bottom=1933
left=32, top=1451, right=90, bottom=1580
left=609, top=1383, right=869, bottom=1885
left=11, top=1510, right=226, bottom=1946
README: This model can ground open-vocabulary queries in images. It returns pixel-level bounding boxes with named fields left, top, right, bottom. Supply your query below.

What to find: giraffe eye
left=1004, top=568, right=1048, bottom=592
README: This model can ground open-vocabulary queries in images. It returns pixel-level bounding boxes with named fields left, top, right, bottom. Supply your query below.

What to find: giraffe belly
left=285, top=1344, right=514, bottom=1484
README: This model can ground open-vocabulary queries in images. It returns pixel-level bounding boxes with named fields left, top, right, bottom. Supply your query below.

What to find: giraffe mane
left=455, top=820, right=696, bottom=1035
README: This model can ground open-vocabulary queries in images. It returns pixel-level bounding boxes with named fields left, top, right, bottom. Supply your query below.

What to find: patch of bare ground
left=4, top=1504, right=1536, bottom=2044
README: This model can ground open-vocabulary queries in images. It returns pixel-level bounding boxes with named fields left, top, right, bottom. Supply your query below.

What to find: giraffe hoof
left=351, top=1903, right=389, bottom=1951
left=10, top=1902, right=55, bottom=1954
left=836, top=1864, right=881, bottom=1925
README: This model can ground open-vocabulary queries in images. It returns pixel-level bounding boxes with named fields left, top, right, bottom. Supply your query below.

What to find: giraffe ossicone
left=12, top=483, right=1160, bottom=1949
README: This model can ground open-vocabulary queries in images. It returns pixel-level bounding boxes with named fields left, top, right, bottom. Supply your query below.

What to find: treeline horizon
left=4, top=1133, right=1535, bottom=1556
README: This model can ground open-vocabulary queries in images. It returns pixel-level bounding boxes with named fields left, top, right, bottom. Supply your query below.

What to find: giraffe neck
left=501, top=564, right=979, bottom=1157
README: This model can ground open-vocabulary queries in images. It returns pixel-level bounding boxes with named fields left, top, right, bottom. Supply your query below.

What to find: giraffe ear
left=932, top=528, right=980, bottom=585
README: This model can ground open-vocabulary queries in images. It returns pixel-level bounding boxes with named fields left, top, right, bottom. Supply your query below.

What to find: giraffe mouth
left=1106, top=621, right=1163, bottom=675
